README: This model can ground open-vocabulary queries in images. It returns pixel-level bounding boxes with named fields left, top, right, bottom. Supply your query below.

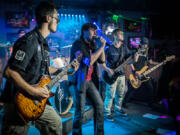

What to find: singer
left=68, top=22, right=106, bottom=135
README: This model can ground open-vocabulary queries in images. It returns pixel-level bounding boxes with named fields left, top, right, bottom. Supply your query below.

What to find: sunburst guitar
left=15, top=58, right=79, bottom=122
left=129, top=55, right=175, bottom=89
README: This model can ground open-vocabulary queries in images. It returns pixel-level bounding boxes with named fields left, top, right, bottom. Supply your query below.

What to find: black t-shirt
left=2, top=29, right=50, bottom=102
left=105, top=45, right=129, bottom=75
left=105, top=45, right=125, bottom=69
left=133, top=55, right=148, bottom=71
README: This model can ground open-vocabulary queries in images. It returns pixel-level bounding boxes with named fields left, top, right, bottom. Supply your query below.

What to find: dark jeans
left=99, top=81, right=106, bottom=101
left=73, top=81, right=104, bottom=135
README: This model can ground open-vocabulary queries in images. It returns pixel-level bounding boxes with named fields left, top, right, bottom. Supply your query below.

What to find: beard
left=49, top=21, right=57, bottom=33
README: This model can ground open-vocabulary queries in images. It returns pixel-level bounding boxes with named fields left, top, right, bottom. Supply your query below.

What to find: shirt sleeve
left=8, top=37, right=36, bottom=71
left=71, top=40, right=90, bottom=66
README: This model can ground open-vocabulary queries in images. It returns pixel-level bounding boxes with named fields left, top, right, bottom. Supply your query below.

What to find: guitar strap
left=115, top=45, right=124, bottom=68
left=40, top=42, right=50, bottom=76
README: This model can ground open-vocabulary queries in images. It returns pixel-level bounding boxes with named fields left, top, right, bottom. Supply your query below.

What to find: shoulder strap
left=115, top=46, right=124, bottom=68
left=40, top=42, right=50, bottom=76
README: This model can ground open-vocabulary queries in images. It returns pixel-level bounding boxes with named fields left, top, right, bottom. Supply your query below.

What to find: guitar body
left=137, top=66, right=149, bottom=74
left=129, top=74, right=150, bottom=89
left=15, top=76, right=52, bottom=121
left=129, top=66, right=150, bottom=89
left=102, top=56, right=133, bottom=85
left=103, top=71, right=120, bottom=85
left=15, top=57, right=82, bottom=121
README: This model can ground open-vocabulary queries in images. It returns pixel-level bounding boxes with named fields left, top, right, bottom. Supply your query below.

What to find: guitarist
left=103, top=28, right=129, bottom=121
left=1, top=2, right=79, bottom=135
left=126, top=37, right=159, bottom=106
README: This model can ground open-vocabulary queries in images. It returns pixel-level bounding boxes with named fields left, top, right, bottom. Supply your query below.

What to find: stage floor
left=0, top=101, right=177, bottom=135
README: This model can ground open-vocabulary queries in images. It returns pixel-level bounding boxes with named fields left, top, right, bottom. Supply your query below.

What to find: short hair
left=35, top=1, right=57, bottom=24
left=80, top=22, right=97, bottom=39
left=112, top=28, right=123, bottom=42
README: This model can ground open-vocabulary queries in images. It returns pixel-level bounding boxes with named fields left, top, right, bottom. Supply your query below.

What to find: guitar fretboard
left=114, top=56, right=132, bottom=73
left=143, top=62, right=164, bottom=76
left=46, top=61, right=74, bottom=90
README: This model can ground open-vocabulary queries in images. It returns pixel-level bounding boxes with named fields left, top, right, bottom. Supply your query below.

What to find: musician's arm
left=130, top=64, right=141, bottom=77
left=89, top=38, right=106, bottom=66
left=97, top=50, right=106, bottom=64
left=134, top=52, right=139, bottom=62
left=4, top=67, right=49, bottom=98
left=102, top=63, right=114, bottom=75
left=149, top=59, right=159, bottom=65
left=90, top=46, right=105, bottom=66
left=130, top=64, right=136, bottom=72
left=49, top=59, right=80, bottom=75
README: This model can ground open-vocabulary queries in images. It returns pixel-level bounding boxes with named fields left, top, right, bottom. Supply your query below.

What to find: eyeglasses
left=50, top=16, right=60, bottom=23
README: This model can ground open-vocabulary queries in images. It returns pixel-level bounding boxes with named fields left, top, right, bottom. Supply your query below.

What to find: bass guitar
left=103, top=56, right=133, bottom=84
left=15, top=58, right=79, bottom=121
left=129, top=55, right=175, bottom=89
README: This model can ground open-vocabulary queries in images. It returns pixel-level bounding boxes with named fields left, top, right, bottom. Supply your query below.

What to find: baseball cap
left=81, top=23, right=97, bottom=31
left=141, top=37, right=149, bottom=45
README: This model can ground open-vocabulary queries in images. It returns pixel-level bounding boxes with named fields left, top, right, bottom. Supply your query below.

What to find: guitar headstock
left=165, top=55, right=176, bottom=62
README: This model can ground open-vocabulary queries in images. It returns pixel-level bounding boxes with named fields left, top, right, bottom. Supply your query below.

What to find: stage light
left=112, top=15, right=119, bottom=23
left=32, top=19, right=36, bottom=23
left=141, top=17, right=148, bottom=21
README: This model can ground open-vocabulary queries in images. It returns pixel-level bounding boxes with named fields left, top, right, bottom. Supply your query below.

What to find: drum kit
left=54, top=80, right=73, bottom=115
left=48, top=80, right=73, bottom=117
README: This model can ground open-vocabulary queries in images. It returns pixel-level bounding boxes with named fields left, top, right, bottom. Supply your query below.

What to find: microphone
left=93, top=36, right=111, bottom=47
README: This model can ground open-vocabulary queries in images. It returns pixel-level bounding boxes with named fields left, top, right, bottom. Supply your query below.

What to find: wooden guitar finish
left=15, top=59, right=79, bottom=121
left=16, top=76, right=51, bottom=121
left=129, top=66, right=149, bottom=88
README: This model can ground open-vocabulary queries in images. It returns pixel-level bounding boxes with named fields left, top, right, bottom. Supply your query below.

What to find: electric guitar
left=15, top=58, right=79, bottom=121
left=103, top=56, right=133, bottom=84
left=129, top=55, right=175, bottom=89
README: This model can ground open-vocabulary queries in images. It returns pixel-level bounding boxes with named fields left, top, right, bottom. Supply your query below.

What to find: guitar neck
left=114, top=56, right=132, bottom=73
left=46, top=69, right=68, bottom=90
left=143, top=62, right=164, bottom=76
left=142, top=55, right=175, bottom=76
left=46, top=63, right=72, bottom=90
